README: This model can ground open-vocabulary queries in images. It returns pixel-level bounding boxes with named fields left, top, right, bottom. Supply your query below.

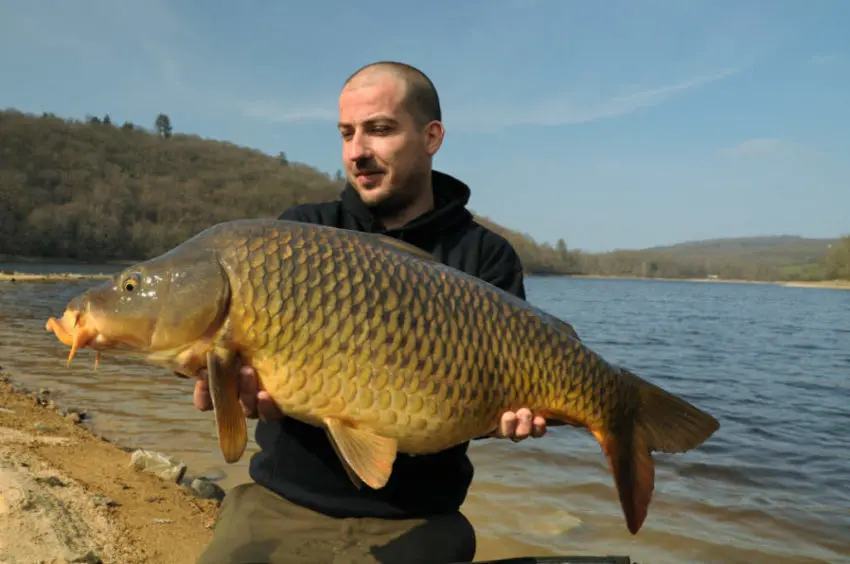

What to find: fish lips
left=45, top=310, right=118, bottom=366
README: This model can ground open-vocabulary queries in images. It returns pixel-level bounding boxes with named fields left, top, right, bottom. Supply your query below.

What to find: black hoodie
left=249, top=170, right=527, bottom=519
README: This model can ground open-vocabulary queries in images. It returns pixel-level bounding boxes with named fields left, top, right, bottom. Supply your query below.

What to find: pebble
left=70, top=551, right=103, bottom=563
left=35, top=476, right=65, bottom=487
left=129, top=449, right=187, bottom=483
left=91, top=495, right=120, bottom=507
left=183, top=477, right=225, bottom=501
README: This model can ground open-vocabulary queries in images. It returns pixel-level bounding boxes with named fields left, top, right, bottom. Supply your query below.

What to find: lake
left=1, top=270, right=848, bottom=563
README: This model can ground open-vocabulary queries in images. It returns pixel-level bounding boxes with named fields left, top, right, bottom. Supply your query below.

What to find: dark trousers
left=196, top=483, right=477, bottom=564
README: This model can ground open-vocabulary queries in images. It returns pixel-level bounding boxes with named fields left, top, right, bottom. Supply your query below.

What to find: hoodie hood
left=339, top=170, right=474, bottom=248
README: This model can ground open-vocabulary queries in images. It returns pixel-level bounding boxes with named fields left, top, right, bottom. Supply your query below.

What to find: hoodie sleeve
left=476, top=234, right=527, bottom=300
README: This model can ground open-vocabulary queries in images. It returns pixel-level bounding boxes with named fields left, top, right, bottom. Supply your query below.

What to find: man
left=195, top=61, right=548, bottom=564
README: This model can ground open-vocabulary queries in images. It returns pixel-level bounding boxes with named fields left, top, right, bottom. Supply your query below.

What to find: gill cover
left=83, top=248, right=231, bottom=352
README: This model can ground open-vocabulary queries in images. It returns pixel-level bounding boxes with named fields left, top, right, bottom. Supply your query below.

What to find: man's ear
left=423, top=120, right=445, bottom=156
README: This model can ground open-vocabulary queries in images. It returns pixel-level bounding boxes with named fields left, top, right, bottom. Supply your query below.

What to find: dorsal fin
left=367, top=233, right=436, bottom=262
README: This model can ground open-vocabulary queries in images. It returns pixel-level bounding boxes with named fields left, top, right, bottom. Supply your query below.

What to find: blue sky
left=1, top=1, right=848, bottom=252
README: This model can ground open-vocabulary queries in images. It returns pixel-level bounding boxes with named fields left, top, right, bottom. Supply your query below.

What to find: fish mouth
left=45, top=309, right=107, bottom=368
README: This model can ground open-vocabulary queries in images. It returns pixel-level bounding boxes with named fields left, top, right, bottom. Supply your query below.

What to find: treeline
left=0, top=108, right=847, bottom=281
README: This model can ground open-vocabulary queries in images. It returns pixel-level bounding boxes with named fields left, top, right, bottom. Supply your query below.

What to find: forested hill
left=0, top=108, right=584, bottom=274
left=1, top=108, right=848, bottom=281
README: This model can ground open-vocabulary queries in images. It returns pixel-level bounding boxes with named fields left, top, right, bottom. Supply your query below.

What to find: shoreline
left=2, top=270, right=849, bottom=290
left=0, top=272, right=111, bottom=282
left=0, top=369, right=219, bottom=563
left=564, top=274, right=850, bottom=290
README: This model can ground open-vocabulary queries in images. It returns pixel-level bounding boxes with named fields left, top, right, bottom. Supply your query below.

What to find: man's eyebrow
left=337, top=115, right=398, bottom=128
left=366, top=114, right=396, bottom=123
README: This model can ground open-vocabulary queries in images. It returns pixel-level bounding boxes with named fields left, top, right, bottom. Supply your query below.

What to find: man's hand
left=191, top=365, right=283, bottom=422
left=491, top=408, right=547, bottom=442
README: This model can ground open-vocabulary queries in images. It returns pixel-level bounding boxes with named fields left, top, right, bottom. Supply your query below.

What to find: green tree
left=824, top=236, right=850, bottom=279
left=155, top=113, right=172, bottom=138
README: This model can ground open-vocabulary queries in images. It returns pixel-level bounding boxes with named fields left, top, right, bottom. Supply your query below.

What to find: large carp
left=45, top=219, right=719, bottom=534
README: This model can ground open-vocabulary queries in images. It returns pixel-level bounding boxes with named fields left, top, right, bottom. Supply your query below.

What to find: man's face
left=337, top=72, right=442, bottom=216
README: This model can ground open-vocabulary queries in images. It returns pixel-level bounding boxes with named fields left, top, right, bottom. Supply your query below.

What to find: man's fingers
left=495, top=409, right=548, bottom=441
left=238, top=366, right=259, bottom=417
left=256, top=391, right=283, bottom=422
left=514, top=408, right=533, bottom=438
left=499, top=411, right=517, bottom=438
left=193, top=378, right=212, bottom=411
left=531, top=415, right=547, bottom=438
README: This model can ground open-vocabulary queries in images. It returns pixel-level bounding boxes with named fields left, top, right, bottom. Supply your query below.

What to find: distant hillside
left=580, top=234, right=846, bottom=281
left=0, top=108, right=846, bottom=282
left=0, top=108, right=576, bottom=275
left=646, top=236, right=836, bottom=261
left=637, top=236, right=839, bottom=280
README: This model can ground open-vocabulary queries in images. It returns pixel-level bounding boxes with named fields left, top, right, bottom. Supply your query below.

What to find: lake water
left=1, top=269, right=848, bottom=563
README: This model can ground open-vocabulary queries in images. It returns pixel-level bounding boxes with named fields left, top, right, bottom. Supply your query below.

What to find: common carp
left=45, top=218, right=719, bottom=534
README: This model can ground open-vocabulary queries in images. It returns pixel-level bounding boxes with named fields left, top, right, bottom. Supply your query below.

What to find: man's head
left=337, top=61, right=445, bottom=225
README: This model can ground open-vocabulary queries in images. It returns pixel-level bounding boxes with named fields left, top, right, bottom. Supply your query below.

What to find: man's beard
left=363, top=187, right=416, bottom=219
left=358, top=168, right=428, bottom=220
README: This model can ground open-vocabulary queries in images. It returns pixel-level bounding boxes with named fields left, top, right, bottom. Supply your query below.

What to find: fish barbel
left=44, top=218, right=719, bottom=534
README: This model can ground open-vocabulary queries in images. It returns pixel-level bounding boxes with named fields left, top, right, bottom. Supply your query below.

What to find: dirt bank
left=0, top=371, right=218, bottom=563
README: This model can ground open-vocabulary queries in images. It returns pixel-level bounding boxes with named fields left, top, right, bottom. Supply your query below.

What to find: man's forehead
left=338, top=75, right=406, bottom=124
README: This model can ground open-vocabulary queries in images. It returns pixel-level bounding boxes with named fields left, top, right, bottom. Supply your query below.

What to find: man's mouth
left=356, top=170, right=384, bottom=182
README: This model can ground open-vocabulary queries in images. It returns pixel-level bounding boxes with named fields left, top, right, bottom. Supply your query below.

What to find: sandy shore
left=778, top=279, right=850, bottom=290
left=0, top=370, right=218, bottom=563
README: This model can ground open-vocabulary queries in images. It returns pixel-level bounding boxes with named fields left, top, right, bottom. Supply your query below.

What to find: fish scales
left=215, top=222, right=619, bottom=452
left=44, top=218, right=719, bottom=535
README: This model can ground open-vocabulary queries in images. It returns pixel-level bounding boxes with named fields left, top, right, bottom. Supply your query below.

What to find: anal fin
left=207, top=350, right=248, bottom=463
left=323, top=417, right=397, bottom=490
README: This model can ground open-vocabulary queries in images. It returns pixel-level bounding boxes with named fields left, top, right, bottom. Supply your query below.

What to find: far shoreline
left=0, top=272, right=112, bottom=282
left=2, top=270, right=848, bottom=290
left=562, top=274, right=850, bottom=290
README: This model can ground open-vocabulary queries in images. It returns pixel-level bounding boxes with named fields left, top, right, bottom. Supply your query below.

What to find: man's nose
left=346, top=131, right=371, bottom=160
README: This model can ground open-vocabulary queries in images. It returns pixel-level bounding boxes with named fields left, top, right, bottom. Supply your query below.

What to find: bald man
left=195, top=61, right=548, bottom=564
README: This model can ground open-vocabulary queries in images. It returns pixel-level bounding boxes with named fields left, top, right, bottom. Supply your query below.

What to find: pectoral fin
left=323, top=417, right=398, bottom=490
left=206, top=350, right=248, bottom=463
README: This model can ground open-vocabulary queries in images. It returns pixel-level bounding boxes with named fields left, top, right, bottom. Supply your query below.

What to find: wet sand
left=0, top=374, right=217, bottom=563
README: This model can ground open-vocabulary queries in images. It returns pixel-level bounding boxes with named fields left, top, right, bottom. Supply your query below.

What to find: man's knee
left=196, top=483, right=295, bottom=564
left=368, top=511, right=477, bottom=564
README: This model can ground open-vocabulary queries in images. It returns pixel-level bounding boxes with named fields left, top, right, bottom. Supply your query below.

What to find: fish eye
left=121, top=274, right=140, bottom=292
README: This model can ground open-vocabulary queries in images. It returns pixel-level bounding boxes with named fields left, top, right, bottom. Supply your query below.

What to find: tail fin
left=593, top=369, right=720, bottom=535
